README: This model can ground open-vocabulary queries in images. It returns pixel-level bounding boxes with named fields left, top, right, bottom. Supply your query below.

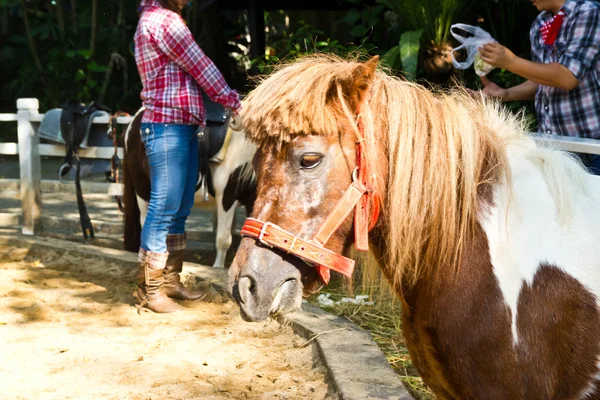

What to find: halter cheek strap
left=240, top=138, right=381, bottom=285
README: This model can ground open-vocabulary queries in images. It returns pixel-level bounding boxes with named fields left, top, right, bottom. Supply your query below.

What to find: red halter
left=240, top=128, right=380, bottom=284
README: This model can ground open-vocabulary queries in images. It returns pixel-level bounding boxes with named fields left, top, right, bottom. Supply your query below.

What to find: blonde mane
left=241, top=54, right=537, bottom=287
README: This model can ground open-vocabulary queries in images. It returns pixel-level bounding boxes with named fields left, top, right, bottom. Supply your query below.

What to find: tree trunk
left=55, top=0, right=65, bottom=36
left=98, top=53, right=127, bottom=105
left=70, top=0, right=77, bottom=34
left=89, top=0, right=98, bottom=55
left=19, top=0, right=44, bottom=78
left=98, top=0, right=128, bottom=105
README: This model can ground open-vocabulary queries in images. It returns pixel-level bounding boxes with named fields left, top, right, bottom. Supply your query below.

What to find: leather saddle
left=196, top=92, right=232, bottom=200
left=59, top=100, right=111, bottom=240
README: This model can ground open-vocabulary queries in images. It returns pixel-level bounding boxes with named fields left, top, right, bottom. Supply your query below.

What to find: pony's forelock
left=241, top=54, right=372, bottom=151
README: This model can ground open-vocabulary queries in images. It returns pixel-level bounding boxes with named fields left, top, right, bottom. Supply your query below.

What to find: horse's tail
left=122, top=154, right=141, bottom=252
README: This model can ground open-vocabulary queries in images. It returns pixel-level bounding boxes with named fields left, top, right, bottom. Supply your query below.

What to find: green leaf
left=87, top=61, right=109, bottom=73
left=77, top=49, right=93, bottom=60
left=65, top=50, right=76, bottom=58
left=381, top=45, right=401, bottom=70
left=343, top=9, right=362, bottom=25
left=350, top=24, right=368, bottom=38
left=399, top=29, right=422, bottom=81
left=8, top=36, right=27, bottom=46
left=75, top=69, right=85, bottom=82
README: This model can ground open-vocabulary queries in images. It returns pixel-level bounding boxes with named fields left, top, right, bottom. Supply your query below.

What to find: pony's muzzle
left=230, top=238, right=307, bottom=322
left=236, top=272, right=300, bottom=322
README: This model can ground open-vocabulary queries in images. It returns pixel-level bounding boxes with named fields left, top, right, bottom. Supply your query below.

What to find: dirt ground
left=0, top=246, right=335, bottom=400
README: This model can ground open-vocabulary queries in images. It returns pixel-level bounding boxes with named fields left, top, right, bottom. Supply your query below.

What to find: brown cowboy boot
left=136, top=248, right=185, bottom=313
left=163, top=233, right=206, bottom=301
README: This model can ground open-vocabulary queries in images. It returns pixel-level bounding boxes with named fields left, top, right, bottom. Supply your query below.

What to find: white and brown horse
left=228, top=55, right=600, bottom=398
left=123, top=108, right=256, bottom=268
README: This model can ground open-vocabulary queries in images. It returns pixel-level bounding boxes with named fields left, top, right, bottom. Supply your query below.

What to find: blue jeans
left=140, top=123, right=199, bottom=253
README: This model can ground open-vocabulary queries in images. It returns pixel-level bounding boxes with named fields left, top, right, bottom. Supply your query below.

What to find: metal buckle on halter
left=352, top=167, right=359, bottom=182
left=258, top=222, right=275, bottom=248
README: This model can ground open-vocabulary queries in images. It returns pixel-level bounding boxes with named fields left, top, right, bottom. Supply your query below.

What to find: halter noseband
left=240, top=126, right=380, bottom=284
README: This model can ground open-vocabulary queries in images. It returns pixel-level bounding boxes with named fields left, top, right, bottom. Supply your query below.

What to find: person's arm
left=155, top=14, right=241, bottom=112
left=479, top=43, right=578, bottom=90
left=479, top=7, right=600, bottom=92
left=479, top=76, right=538, bottom=102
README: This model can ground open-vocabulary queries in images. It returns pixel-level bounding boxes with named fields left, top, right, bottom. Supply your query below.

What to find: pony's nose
left=236, top=272, right=301, bottom=322
left=237, top=275, right=256, bottom=306
left=236, top=274, right=269, bottom=322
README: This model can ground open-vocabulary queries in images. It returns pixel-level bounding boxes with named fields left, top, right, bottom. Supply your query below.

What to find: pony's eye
left=300, top=153, right=323, bottom=170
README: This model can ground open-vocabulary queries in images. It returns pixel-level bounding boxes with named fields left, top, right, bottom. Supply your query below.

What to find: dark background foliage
left=0, top=0, right=540, bottom=125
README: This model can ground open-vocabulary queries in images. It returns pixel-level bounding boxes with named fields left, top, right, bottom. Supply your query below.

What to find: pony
left=123, top=108, right=256, bottom=268
left=228, top=54, right=600, bottom=399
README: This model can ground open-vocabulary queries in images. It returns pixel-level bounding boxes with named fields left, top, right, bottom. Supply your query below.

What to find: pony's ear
left=345, top=56, right=378, bottom=112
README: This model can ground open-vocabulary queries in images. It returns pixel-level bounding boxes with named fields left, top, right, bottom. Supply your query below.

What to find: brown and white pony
left=229, top=55, right=600, bottom=399
left=123, top=108, right=256, bottom=268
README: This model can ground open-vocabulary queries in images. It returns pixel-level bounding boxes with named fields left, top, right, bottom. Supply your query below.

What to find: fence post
left=17, top=98, right=42, bottom=235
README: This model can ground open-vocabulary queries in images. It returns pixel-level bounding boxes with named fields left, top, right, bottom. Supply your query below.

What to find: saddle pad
left=38, top=109, right=64, bottom=144
left=39, top=108, right=110, bottom=148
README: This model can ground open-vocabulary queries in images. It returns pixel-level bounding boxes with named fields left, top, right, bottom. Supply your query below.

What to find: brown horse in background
left=228, top=55, right=600, bottom=399
left=122, top=108, right=256, bottom=268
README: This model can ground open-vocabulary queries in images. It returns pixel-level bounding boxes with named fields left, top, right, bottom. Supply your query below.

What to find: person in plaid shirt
left=134, top=0, right=241, bottom=313
left=478, top=0, right=600, bottom=174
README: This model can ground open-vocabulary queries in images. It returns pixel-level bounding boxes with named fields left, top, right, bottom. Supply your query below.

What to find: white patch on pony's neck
left=479, top=137, right=600, bottom=345
left=579, top=358, right=600, bottom=399
left=124, top=107, right=145, bottom=152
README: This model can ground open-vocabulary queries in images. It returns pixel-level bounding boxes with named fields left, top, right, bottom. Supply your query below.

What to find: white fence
left=0, top=98, right=133, bottom=235
left=1, top=98, right=599, bottom=236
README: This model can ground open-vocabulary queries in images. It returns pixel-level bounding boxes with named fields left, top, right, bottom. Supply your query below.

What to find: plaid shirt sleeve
left=156, top=14, right=241, bottom=112
left=559, top=7, right=600, bottom=79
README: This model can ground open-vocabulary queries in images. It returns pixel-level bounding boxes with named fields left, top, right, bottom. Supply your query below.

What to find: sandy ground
left=0, top=246, right=335, bottom=400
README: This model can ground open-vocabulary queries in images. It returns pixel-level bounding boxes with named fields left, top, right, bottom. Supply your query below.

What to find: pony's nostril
left=237, top=275, right=256, bottom=304
left=283, top=277, right=297, bottom=286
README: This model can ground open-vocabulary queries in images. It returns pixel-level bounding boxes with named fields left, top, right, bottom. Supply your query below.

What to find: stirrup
left=199, top=176, right=209, bottom=202
left=58, top=162, right=72, bottom=183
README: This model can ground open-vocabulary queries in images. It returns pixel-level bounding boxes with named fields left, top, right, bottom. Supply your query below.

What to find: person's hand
left=478, top=42, right=517, bottom=70
left=480, top=76, right=509, bottom=100
left=229, top=112, right=243, bottom=131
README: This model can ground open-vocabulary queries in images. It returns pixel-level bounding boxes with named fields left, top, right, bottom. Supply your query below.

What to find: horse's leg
left=137, top=195, right=148, bottom=228
left=212, top=196, right=237, bottom=268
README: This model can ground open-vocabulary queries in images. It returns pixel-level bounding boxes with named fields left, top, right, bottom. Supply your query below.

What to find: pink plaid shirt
left=135, top=0, right=241, bottom=125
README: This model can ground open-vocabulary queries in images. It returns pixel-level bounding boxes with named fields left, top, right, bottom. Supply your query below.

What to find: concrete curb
left=0, top=233, right=413, bottom=400
left=280, top=305, right=413, bottom=400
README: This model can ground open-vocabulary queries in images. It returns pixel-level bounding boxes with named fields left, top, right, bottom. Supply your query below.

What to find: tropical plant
left=251, top=16, right=363, bottom=74
left=378, top=0, right=476, bottom=82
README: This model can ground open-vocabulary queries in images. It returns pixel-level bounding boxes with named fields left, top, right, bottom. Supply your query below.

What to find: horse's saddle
left=39, top=104, right=110, bottom=150
left=197, top=93, right=234, bottom=199
left=46, top=99, right=111, bottom=240
left=201, top=91, right=230, bottom=161
left=59, top=100, right=111, bottom=174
